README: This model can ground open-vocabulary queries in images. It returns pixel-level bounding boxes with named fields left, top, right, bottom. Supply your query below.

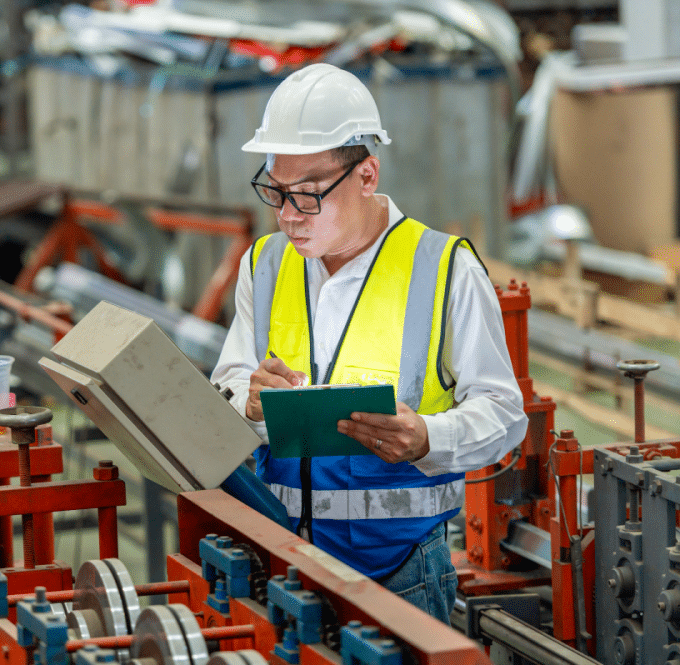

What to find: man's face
left=266, top=151, right=366, bottom=262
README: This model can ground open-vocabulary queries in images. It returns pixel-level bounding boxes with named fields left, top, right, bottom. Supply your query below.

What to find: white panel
left=42, top=301, right=262, bottom=491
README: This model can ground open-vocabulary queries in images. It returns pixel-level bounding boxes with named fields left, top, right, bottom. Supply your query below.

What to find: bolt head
left=93, top=464, right=118, bottom=481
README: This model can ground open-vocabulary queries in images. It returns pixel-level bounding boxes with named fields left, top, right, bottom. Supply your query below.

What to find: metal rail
left=478, top=608, right=601, bottom=665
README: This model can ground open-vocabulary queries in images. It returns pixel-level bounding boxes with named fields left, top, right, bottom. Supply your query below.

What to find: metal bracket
left=0, top=572, right=7, bottom=619
left=267, top=566, right=322, bottom=645
left=340, top=621, right=402, bottom=665
left=75, top=645, right=119, bottom=665
left=16, top=591, right=69, bottom=665
left=199, top=534, right=251, bottom=613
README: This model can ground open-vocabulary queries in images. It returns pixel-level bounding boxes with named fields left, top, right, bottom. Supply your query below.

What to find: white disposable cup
left=0, top=355, right=14, bottom=409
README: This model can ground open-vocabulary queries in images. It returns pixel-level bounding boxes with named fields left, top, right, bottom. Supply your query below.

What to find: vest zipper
left=297, top=456, right=313, bottom=542
left=297, top=262, right=316, bottom=543
left=296, top=224, right=405, bottom=544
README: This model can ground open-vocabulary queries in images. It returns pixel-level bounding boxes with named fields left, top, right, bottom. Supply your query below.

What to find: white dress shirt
left=212, top=196, right=528, bottom=476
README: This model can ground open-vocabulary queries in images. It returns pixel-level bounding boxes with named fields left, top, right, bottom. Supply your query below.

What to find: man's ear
left=357, top=156, right=380, bottom=197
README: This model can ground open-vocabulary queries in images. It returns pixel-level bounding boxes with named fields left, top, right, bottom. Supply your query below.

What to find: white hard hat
left=242, top=63, right=391, bottom=155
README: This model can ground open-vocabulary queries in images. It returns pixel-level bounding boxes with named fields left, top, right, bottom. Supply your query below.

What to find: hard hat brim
left=241, top=133, right=392, bottom=155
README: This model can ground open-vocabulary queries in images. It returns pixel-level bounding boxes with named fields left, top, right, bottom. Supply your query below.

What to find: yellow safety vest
left=250, top=217, right=479, bottom=578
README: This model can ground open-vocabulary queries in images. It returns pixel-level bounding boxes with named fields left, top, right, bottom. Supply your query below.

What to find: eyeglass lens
left=253, top=185, right=320, bottom=213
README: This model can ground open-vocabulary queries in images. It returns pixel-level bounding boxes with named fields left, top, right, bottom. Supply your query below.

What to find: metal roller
left=68, top=560, right=128, bottom=639
left=49, top=602, right=72, bottom=622
left=165, top=605, right=208, bottom=665
left=206, top=653, right=268, bottom=665
left=131, top=605, right=209, bottom=665
left=103, top=558, right=142, bottom=634
left=67, top=558, right=141, bottom=662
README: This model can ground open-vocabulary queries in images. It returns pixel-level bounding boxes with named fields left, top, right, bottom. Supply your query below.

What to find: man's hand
left=337, top=402, right=430, bottom=463
left=246, top=358, right=308, bottom=421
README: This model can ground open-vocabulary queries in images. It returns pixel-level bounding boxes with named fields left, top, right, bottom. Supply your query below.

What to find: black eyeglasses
left=250, top=159, right=363, bottom=215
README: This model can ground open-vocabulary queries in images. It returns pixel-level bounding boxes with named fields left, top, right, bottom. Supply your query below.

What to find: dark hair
left=331, top=144, right=370, bottom=167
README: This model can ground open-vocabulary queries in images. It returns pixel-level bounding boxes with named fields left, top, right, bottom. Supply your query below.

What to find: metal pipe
left=8, top=580, right=191, bottom=607
left=31, top=473, right=55, bottom=565
left=17, top=439, right=35, bottom=569
left=65, top=624, right=255, bottom=652
left=0, top=290, right=73, bottom=338
left=0, top=476, right=13, bottom=567
left=616, top=360, right=660, bottom=444
left=478, top=608, right=601, bottom=665
left=97, top=506, right=119, bottom=559
left=634, top=377, right=645, bottom=443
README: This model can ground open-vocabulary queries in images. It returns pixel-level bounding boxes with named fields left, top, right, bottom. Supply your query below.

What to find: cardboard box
left=551, top=86, right=677, bottom=254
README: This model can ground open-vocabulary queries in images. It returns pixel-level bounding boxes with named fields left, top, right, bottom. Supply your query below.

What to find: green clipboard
left=260, top=384, right=396, bottom=458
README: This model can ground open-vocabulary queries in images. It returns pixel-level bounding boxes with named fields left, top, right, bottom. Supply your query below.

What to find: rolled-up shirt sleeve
left=211, top=248, right=269, bottom=441
left=413, top=248, right=529, bottom=476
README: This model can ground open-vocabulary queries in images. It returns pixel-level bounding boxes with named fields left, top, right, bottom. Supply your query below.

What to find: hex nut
left=93, top=465, right=119, bottom=481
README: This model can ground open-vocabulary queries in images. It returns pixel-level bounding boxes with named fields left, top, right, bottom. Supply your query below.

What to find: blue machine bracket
left=0, top=572, right=7, bottom=619
left=75, top=645, right=118, bottom=665
left=199, top=533, right=252, bottom=613
left=267, top=566, right=323, bottom=647
left=340, top=621, right=402, bottom=665
left=16, top=588, right=69, bottom=665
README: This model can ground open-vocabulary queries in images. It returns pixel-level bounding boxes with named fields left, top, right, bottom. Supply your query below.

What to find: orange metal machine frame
left=2, top=275, right=653, bottom=664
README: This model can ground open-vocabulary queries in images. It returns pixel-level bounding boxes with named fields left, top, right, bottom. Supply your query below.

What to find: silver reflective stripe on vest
left=398, top=229, right=451, bottom=411
left=268, top=480, right=464, bottom=520
left=253, top=233, right=289, bottom=362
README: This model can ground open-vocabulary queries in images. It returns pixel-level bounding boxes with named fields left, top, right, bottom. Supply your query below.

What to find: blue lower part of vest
left=254, top=445, right=463, bottom=579
left=290, top=510, right=461, bottom=579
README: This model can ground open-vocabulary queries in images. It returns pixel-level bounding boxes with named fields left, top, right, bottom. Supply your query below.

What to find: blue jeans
left=379, top=523, right=457, bottom=624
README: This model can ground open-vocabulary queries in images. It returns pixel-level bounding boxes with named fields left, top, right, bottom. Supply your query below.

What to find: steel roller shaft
left=66, top=625, right=256, bottom=653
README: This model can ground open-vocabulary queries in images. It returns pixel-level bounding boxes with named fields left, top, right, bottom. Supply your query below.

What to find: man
left=212, top=63, right=528, bottom=623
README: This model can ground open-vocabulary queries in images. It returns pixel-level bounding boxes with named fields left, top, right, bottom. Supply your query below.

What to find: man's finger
left=262, top=358, right=305, bottom=387
left=350, top=411, right=400, bottom=430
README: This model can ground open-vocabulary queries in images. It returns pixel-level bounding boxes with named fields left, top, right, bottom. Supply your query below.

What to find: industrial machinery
left=3, top=277, right=677, bottom=665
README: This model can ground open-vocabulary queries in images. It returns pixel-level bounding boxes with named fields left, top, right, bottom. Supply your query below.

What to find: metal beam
left=477, top=608, right=601, bottom=665
left=501, top=520, right=552, bottom=570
